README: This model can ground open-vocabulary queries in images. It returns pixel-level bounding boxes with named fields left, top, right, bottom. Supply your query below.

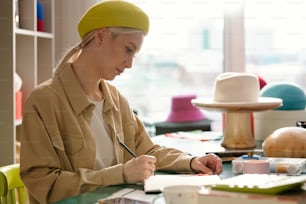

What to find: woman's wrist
left=189, top=156, right=197, bottom=173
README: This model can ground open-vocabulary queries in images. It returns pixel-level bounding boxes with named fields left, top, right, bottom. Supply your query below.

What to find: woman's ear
left=95, top=28, right=108, bottom=46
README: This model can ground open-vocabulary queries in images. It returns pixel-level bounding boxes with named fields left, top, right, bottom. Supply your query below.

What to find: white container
left=254, top=110, right=306, bottom=143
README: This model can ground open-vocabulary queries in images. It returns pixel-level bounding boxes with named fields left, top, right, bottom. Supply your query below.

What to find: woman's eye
left=125, top=47, right=134, bottom=54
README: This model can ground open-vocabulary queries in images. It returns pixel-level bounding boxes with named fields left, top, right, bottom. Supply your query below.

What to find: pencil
left=118, top=139, right=156, bottom=176
left=119, top=140, right=137, bottom=158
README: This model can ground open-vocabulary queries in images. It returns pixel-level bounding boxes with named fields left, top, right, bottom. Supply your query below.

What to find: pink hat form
left=166, top=94, right=206, bottom=122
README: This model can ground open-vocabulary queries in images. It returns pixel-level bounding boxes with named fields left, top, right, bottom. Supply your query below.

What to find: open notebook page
left=144, top=174, right=221, bottom=193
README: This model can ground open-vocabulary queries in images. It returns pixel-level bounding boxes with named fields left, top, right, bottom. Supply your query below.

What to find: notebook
left=143, top=174, right=221, bottom=193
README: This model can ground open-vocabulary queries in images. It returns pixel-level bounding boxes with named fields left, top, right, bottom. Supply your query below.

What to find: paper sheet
left=144, top=174, right=221, bottom=193
left=165, top=131, right=223, bottom=141
left=98, top=188, right=159, bottom=203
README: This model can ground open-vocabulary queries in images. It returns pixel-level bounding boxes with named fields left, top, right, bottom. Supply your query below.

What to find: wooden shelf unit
left=0, top=0, right=54, bottom=165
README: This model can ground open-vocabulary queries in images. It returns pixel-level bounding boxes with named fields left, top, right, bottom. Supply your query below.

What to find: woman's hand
left=123, top=155, right=156, bottom=184
left=190, top=154, right=223, bottom=175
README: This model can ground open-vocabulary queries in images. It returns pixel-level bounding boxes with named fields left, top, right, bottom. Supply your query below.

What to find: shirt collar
left=55, top=63, right=118, bottom=115
left=55, top=63, right=91, bottom=115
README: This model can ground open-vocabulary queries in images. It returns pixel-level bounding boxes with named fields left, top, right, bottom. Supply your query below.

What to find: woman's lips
left=116, top=67, right=123, bottom=74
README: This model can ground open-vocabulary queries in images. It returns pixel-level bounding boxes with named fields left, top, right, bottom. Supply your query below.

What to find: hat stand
left=222, top=111, right=255, bottom=149
left=192, top=100, right=282, bottom=150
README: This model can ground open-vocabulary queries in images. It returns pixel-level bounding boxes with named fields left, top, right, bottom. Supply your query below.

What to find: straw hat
left=192, top=72, right=282, bottom=111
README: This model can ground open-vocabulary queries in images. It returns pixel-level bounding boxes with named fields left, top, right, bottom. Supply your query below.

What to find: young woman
left=19, top=1, right=222, bottom=203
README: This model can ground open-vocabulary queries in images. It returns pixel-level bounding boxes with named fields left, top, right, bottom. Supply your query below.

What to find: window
left=244, top=0, right=306, bottom=89
left=111, top=0, right=225, bottom=122
left=111, top=0, right=306, bottom=126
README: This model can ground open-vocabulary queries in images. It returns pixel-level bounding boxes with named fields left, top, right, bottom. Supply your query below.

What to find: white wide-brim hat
left=192, top=72, right=283, bottom=112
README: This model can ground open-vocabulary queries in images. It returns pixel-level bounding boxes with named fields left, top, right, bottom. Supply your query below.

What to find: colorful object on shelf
left=37, top=0, right=44, bottom=31
left=16, top=91, right=22, bottom=120
left=14, top=72, right=22, bottom=92
left=14, top=72, right=23, bottom=120
left=260, top=81, right=306, bottom=110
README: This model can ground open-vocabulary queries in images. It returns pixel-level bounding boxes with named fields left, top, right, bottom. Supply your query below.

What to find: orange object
left=15, top=91, right=22, bottom=120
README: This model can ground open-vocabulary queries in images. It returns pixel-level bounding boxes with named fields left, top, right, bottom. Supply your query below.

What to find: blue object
left=260, top=82, right=306, bottom=110
left=37, top=0, right=44, bottom=20
left=241, top=154, right=260, bottom=160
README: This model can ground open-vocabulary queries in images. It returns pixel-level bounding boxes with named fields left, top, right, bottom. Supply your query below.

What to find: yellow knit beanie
left=78, top=0, right=149, bottom=39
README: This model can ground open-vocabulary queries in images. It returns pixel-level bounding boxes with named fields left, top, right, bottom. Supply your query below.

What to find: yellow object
left=0, top=163, right=28, bottom=204
left=78, top=0, right=149, bottom=39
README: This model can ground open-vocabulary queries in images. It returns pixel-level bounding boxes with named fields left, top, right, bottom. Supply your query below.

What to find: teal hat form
left=260, top=82, right=306, bottom=110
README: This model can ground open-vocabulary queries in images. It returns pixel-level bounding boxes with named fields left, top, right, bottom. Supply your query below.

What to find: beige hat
left=192, top=72, right=282, bottom=111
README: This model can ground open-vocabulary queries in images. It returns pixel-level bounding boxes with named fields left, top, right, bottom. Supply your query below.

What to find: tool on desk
left=268, top=157, right=306, bottom=175
left=206, top=149, right=264, bottom=162
left=117, top=138, right=157, bottom=177
left=232, top=156, right=306, bottom=175
left=243, top=160, right=270, bottom=174
left=118, top=139, right=137, bottom=158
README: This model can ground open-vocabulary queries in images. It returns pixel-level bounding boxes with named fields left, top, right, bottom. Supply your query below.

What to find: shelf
left=0, top=0, right=55, bottom=165
left=16, top=28, right=53, bottom=38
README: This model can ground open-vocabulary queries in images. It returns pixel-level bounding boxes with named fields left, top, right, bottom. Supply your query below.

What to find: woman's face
left=94, top=29, right=144, bottom=80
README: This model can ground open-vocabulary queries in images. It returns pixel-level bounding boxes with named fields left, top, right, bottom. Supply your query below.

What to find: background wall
left=54, top=0, right=96, bottom=65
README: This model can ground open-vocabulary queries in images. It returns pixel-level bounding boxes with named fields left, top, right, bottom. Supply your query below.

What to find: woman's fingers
left=123, top=155, right=156, bottom=183
left=191, top=154, right=223, bottom=175
left=136, top=155, right=156, bottom=178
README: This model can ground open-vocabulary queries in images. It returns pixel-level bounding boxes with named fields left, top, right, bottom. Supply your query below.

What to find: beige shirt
left=20, top=63, right=193, bottom=204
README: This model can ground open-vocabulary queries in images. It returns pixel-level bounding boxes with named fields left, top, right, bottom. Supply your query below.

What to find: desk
left=53, top=135, right=235, bottom=203
left=54, top=163, right=233, bottom=204
left=53, top=184, right=143, bottom=204
left=53, top=135, right=235, bottom=204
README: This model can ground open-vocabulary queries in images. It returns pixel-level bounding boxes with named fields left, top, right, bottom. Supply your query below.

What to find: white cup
left=155, top=185, right=201, bottom=204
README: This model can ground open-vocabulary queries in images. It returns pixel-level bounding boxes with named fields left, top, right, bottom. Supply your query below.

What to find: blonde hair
left=54, top=27, right=143, bottom=75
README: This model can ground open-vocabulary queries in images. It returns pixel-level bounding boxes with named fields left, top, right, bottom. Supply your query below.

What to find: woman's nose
left=124, top=57, right=133, bottom=68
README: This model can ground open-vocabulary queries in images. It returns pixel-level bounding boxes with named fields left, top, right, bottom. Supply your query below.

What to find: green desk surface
left=53, top=163, right=233, bottom=204
left=53, top=184, right=142, bottom=204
